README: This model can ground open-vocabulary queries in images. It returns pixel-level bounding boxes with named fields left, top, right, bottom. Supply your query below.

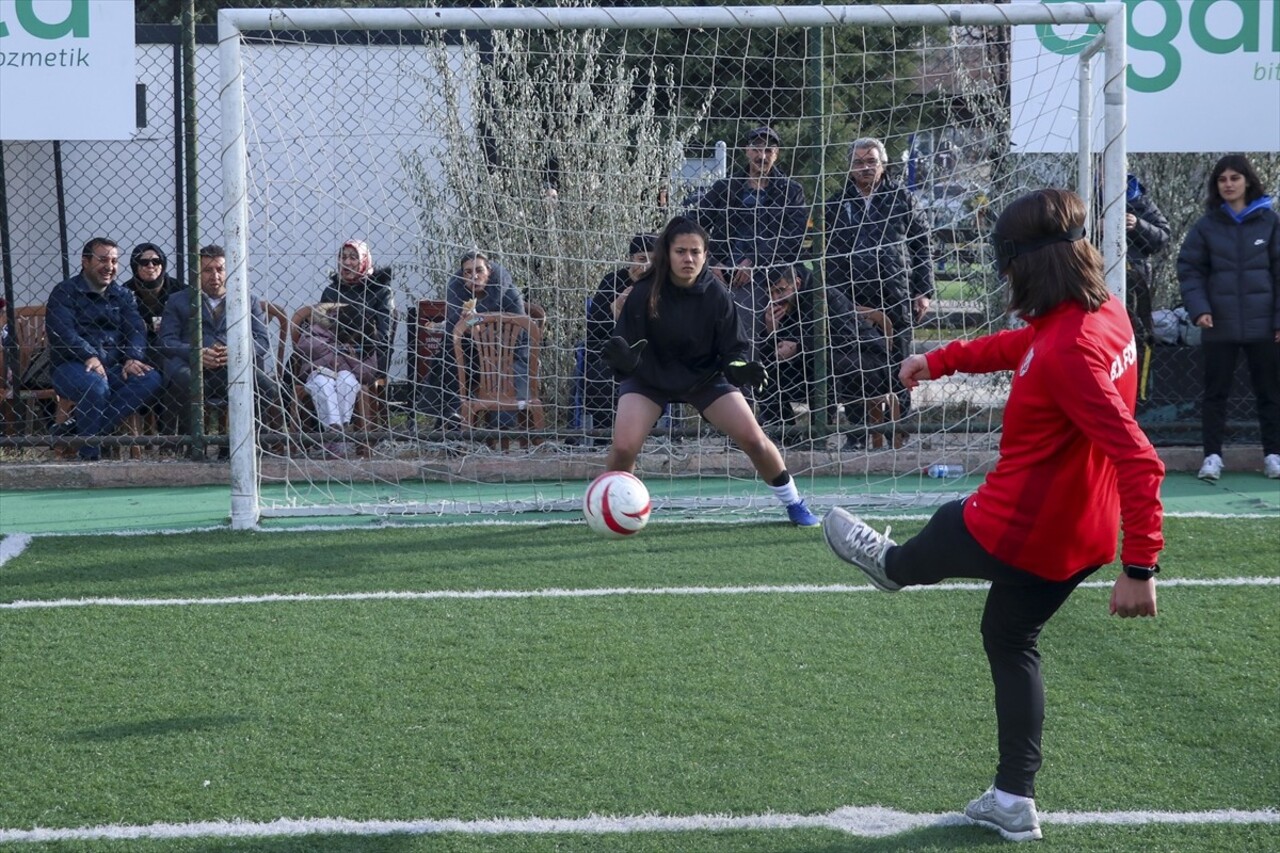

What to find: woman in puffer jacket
left=1177, top=153, right=1280, bottom=481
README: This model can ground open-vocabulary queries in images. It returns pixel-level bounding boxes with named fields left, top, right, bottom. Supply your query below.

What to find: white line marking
left=1, top=805, right=1277, bottom=844
left=2, top=577, right=1277, bottom=610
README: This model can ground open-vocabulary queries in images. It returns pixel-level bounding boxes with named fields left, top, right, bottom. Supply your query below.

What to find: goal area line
left=3, top=804, right=1276, bottom=844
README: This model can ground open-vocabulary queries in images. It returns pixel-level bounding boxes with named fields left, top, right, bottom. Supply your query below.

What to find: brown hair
left=995, top=189, right=1108, bottom=317
left=645, top=216, right=710, bottom=320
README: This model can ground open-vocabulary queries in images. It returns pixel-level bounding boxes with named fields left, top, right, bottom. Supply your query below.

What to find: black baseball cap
left=744, top=126, right=780, bottom=146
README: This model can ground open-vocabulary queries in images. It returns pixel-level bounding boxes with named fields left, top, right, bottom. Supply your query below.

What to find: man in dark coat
left=823, top=137, right=933, bottom=422
left=696, top=125, right=809, bottom=356
left=47, top=237, right=163, bottom=460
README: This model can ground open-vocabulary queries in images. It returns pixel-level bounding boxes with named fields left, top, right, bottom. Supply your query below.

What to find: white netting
left=216, top=3, right=1125, bottom=525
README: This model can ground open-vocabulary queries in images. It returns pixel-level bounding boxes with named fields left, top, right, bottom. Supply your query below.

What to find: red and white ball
left=583, top=471, right=651, bottom=538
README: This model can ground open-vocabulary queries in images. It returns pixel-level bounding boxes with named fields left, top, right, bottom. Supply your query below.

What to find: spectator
left=1177, top=153, right=1280, bottom=481
left=442, top=251, right=528, bottom=426
left=584, top=233, right=654, bottom=434
left=123, top=243, right=183, bottom=351
left=1122, top=174, right=1171, bottom=345
left=754, top=265, right=814, bottom=427
left=823, top=137, right=934, bottom=427
left=318, top=239, right=395, bottom=374
left=823, top=188, right=1164, bottom=843
left=158, top=244, right=281, bottom=453
left=47, top=237, right=163, bottom=461
left=696, top=125, right=809, bottom=352
left=826, top=281, right=893, bottom=450
left=604, top=216, right=820, bottom=527
left=295, top=302, right=380, bottom=458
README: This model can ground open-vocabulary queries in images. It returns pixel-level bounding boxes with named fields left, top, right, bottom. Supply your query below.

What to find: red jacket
left=925, top=296, right=1164, bottom=579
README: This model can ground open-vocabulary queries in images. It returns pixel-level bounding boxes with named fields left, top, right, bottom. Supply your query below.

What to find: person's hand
left=83, top=356, right=107, bottom=379
left=1110, top=574, right=1157, bottom=618
left=899, top=354, right=932, bottom=389
left=1125, top=212, right=1137, bottom=230
left=121, top=358, right=152, bottom=378
left=611, top=286, right=632, bottom=321
left=201, top=346, right=227, bottom=369
left=776, top=340, right=799, bottom=362
left=1195, top=313, right=1213, bottom=329
left=913, top=295, right=931, bottom=323
left=603, top=336, right=646, bottom=373
left=732, top=259, right=753, bottom=288
left=725, top=360, right=768, bottom=390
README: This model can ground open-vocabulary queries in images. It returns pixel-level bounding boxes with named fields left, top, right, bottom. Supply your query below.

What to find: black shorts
left=618, top=377, right=739, bottom=414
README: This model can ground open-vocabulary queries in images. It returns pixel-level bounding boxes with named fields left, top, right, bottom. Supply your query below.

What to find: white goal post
left=215, top=3, right=1126, bottom=527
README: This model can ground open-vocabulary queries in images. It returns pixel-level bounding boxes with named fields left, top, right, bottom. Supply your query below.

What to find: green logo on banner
left=0, top=0, right=89, bottom=40
left=1037, top=0, right=1279, bottom=93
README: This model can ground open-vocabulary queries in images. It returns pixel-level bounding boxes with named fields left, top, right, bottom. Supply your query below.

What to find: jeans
left=53, top=361, right=163, bottom=460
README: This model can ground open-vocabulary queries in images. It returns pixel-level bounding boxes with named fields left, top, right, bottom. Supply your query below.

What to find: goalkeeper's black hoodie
left=613, top=266, right=749, bottom=399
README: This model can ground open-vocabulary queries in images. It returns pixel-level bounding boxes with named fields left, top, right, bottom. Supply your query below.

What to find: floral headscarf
left=339, top=239, right=373, bottom=282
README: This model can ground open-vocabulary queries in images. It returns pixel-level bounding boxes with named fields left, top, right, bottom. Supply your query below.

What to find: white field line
left=1, top=805, right=1277, bottom=844
left=1, top=576, right=1278, bottom=610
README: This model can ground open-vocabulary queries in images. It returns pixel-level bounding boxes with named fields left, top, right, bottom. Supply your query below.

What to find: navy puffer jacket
left=1177, top=197, right=1280, bottom=343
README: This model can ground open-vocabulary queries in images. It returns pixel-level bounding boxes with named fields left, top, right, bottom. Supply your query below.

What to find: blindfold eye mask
left=992, top=226, right=1086, bottom=275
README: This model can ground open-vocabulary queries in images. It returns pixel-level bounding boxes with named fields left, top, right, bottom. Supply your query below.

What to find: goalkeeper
left=603, top=216, right=820, bottom=527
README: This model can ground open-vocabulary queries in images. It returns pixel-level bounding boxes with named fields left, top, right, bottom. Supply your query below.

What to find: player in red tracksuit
left=822, top=188, right=1164, bottom=843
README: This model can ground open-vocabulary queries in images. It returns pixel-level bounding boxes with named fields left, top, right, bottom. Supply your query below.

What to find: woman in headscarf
left=123, top=242, right=184, bottom=349
left=318, top=239, right=395, bottom=374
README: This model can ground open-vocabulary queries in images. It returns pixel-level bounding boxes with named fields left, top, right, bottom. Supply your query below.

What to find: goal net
left=215, top=3, right=1128, bottom=528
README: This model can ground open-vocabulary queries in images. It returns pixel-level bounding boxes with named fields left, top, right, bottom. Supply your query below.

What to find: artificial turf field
left=0, top=473, right=1277, bottom=850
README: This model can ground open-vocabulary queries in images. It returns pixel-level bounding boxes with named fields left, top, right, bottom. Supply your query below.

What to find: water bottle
left=926, top=463, right=965, bottom=479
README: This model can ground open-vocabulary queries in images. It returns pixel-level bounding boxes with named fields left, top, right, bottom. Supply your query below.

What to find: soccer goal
left=214, top=3, right=1128, bottom=529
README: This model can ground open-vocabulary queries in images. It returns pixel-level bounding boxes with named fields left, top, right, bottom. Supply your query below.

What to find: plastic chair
left=451, top=312, right=544, bottom=447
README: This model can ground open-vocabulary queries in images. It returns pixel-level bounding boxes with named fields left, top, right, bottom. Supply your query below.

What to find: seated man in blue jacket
left=159, top=244, right=280, bottom=451
left=47, top=237, right=163, bottom=461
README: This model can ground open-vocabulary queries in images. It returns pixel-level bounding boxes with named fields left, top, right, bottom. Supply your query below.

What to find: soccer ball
left=583, top=471, right=651, bottom=538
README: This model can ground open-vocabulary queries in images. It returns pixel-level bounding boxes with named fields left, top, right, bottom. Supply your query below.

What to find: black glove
left=603, top=336, right=647, bottom=374
left=725, top=360, right=768, bottom=390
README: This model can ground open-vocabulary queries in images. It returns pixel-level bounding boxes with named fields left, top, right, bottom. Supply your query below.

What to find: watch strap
left=1123, top=563, right=1160, bottom=581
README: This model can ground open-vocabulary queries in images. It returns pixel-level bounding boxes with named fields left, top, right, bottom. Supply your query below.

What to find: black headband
left=993, top=226, right=1086, bottom=274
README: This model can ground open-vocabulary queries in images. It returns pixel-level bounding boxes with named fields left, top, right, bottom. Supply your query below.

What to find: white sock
left=769, top=480, right=800, bottom=507
left=994, top=787, right=1035, bottom=808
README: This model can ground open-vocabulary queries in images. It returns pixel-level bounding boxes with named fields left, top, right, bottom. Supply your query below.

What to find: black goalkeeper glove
left=603, top=336, right=647, bottom=374
left=725, top=360, right=768, bottom=390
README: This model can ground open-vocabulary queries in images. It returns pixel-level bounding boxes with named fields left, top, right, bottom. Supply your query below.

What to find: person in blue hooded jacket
left=1177, top=154, right=1280, bottom=481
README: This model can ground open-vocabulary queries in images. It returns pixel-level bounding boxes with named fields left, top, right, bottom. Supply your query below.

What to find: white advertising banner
left=1012, top=0, right=1280, bottom=153
left=0, top=0, right=136, bottom=141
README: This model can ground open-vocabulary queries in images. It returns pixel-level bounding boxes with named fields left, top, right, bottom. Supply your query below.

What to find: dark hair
left=994, top=189, right=1108, bottom=316
left=628, top=233, right=657, bottom=257
left=646, top=217, right=710, bottom=320
left=81, top=237, right=118, bottom=258
left=459, top=250, right=489, bottom=272
left=198, top=244, right=226, bottom=260
left=1206, top=153, right=1266, bottom=211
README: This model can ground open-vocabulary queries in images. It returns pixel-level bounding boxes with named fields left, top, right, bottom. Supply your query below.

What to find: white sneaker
left=1264, top=454, right=1280, bottom=480
left=1198, top=454, right=1224, bottom=481
left=964, top=786, right=1043, bottom=842
left=821, top=507, right=900, bottom=591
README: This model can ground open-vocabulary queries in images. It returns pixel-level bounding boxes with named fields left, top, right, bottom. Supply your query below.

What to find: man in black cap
left=695, top=125, right=809, bottom=360
left=582, top=233, right=655, bottom=436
